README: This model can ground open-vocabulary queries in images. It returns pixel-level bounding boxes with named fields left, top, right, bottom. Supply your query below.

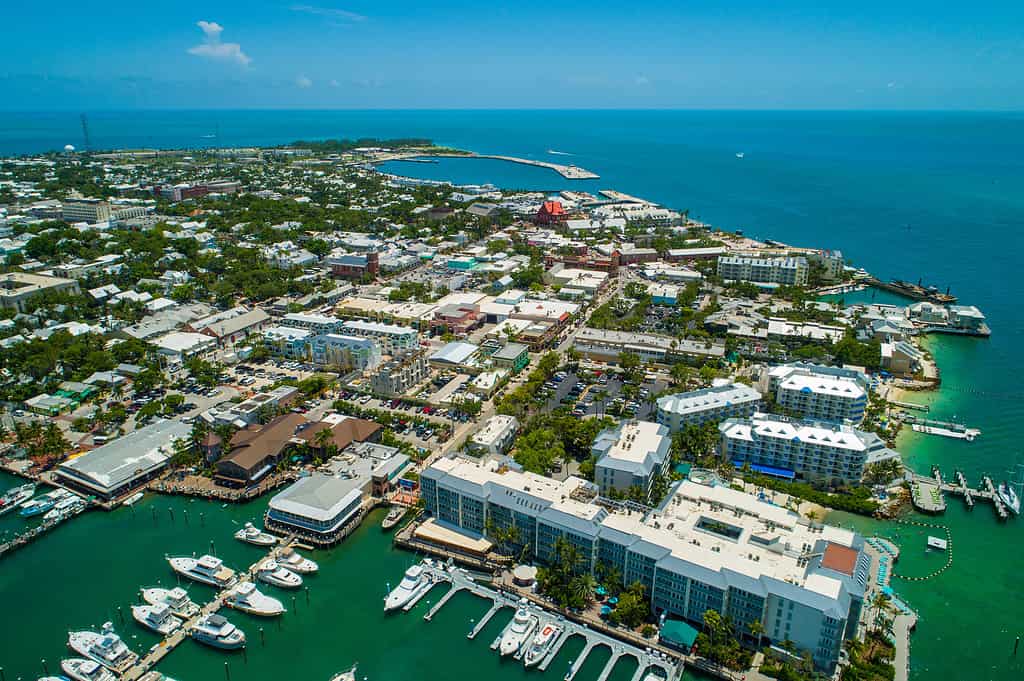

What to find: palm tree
left=313, top=426, right=333, bottom=454
left=870, top=592, right=892, bottom=633
left=748, top=619, right=765, bottom=646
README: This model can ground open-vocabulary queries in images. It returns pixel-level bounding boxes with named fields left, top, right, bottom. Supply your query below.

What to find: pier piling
left=260, top=627, right=265, bottom=646
left=305, top=586, right=309, bottom=604
left=167, top=507, right=174, bottom=522
left=224, top=661, right=230, bottom=681
left=1015, top=636, right=1019, bottom=656
left=40, top=660, right=46, bottom=676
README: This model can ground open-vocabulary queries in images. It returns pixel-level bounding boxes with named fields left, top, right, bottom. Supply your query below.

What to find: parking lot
left=537, top=369, right=667, bottom=420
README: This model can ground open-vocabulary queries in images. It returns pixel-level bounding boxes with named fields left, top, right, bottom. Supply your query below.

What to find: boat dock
left=399, top=561, right=682, bottom=680
left=910, top=469, right=1010, bottom=520
left=0, top=501, right=87, bottom=561
left=890, top=400, right=930, bottom=412
left=905, top=417, right=980, bottom=441
left=119, top=539, right=299, bottom=680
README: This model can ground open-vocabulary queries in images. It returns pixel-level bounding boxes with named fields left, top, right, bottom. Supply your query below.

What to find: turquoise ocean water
left=1, top=110, right=1023, bottom=680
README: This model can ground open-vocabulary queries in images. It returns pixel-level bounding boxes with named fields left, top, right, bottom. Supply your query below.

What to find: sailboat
left=735, top=152, right=745, bottom=159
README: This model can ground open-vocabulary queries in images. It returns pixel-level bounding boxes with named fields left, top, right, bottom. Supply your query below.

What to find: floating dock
left=397, top=561, right=682, bottom=680
left=908, top=418, right=980, bottom=441
left=910, top=469, right=1010, bottom=520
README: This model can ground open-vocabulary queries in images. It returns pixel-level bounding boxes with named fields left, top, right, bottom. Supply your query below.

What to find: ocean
left=2, top=110, right=1023, bottom=680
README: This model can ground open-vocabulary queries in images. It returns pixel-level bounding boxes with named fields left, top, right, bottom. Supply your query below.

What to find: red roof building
left=535, top=201, right=567, bottom=225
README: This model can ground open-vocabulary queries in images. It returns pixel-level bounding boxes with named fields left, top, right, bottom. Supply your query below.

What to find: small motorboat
left=329, top=664, right=358, bottom=681
left=234, top=522, right=277, bottom=546
left=381, top=506, right=408, bottom=531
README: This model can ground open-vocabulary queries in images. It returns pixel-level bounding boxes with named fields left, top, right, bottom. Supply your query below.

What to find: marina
left=909, top=468, right=1017, bottom=520
left=393, top=559, right=683, bottom=681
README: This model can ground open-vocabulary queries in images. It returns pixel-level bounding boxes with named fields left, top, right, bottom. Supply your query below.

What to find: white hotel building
left=340, top=319, right=419, bottom=355
left=719, top=413, right=900, bottom=483
left=767, top=363, right=869, bottom=424
left=655, top=381, right=764, bottom=432
left=421, top=456, right=868, bottom=671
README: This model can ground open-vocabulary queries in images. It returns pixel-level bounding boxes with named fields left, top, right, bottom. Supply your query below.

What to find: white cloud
left=297, top=75, right=313, bottom=88
left=188, top=20, right=250, bottom=66
left=291, top=4, right=367, bottom=22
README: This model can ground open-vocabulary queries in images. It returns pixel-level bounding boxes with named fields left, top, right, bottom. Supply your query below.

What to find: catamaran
left=499, top=601, right=539, bottom=657
left=131, top=602, right=181, bottom=635
left=140, top=586, right=199, bottom=618
left=67, top=622, right=138, bottom=673
left=224, top=581, right=286, bottom=616
left=234, top=522, right=278, bottom=546
left=523, top=621, right=562, bottom=667
left=167, top=554, right=238, bottom=587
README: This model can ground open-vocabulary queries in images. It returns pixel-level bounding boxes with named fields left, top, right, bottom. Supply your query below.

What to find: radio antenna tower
left=80, top=113, right=92, bottom=151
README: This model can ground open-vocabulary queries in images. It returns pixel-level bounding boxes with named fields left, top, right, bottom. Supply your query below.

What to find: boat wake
left=546, top=149, right=572, bottom=156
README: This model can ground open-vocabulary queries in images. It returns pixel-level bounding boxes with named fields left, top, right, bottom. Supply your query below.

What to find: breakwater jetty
left=371, top=152, right=600, bottom=180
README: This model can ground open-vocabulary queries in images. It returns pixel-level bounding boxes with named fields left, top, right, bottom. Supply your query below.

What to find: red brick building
left=535, top=201, right=567, bottom=225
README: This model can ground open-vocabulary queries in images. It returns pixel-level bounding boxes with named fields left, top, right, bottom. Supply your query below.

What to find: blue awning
left=735, top=461, right=796, bottom=480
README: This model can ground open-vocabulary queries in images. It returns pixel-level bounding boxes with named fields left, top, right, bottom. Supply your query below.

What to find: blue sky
left=3, top=1, right=1023, bottom=109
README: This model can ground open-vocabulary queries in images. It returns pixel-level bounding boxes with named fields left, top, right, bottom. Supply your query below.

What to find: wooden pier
left=119, top=539, right=298, bottom=680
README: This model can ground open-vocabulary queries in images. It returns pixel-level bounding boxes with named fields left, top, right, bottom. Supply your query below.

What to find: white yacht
left=44, top=495, right=84, bottom=522
left=384, top=564, right=429, bottom=612
left=131, top=602, right=181, bottom=635
left=234, top=522, right=277, bottom=546
left=0, top=483, right=35, bottom=515
left=190, top=614, right=246, bottom=650
left=67, top=622, right=138, bottom=673
left=998, top=482, right=1021, bottom=514
left=523, top=622, right=562, bottom=667
left=279, top=547, right=318, bottom=574
left=256, top=561, right=302, bottom=589
left=60, top=658, right=117, bottom=681
left=329, top=665, right=358, bottom=681
left=224, top=581, right=286, bottom=616
left=140, top=586, right=199, bottom=618
left=499, top=601, right=539, bottom=657
left=167, top=554, right=237, bottom=587
left=122, top=492, right=144, bottom=507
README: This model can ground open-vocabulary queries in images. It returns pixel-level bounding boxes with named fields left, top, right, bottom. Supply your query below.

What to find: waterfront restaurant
left=265, top=474, right=365, bottom=546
